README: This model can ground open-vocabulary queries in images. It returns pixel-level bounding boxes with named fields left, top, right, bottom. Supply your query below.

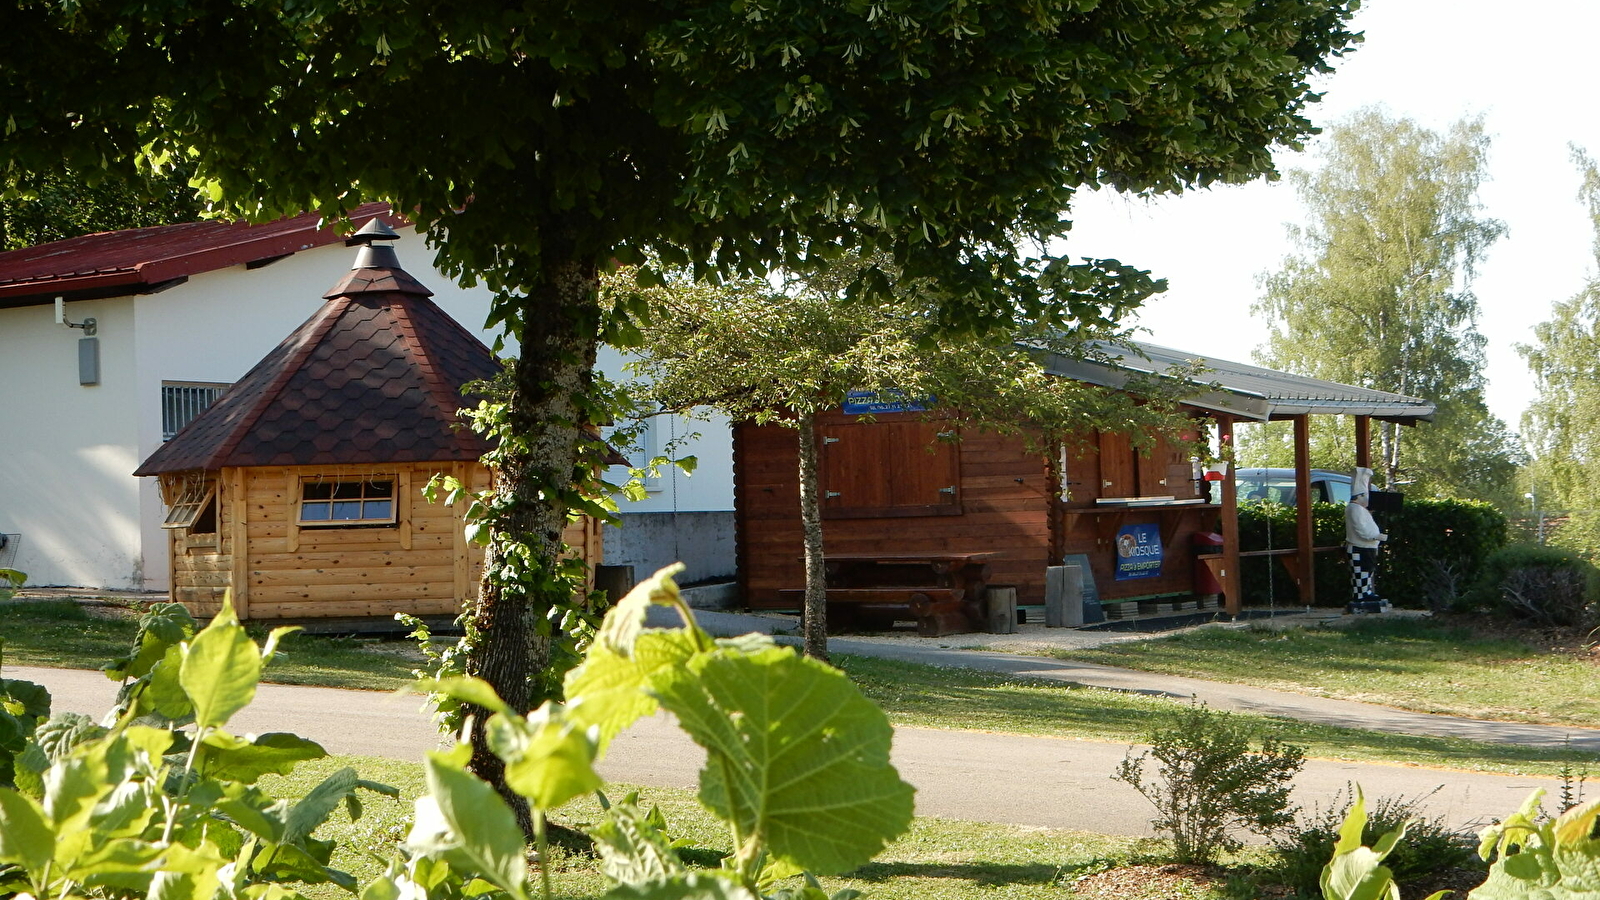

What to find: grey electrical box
left=78, top=337, right=100, bottom=385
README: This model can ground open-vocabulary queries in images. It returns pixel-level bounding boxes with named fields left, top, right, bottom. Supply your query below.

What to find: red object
left=1191, top=532, right=1225, bottom=595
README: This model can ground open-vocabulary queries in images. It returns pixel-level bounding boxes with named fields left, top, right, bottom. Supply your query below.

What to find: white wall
left=0, top=298, right=144, bottom=588
left=594, top=347, right=735, bottom=515
left=1, top=240, right=733, bottom=590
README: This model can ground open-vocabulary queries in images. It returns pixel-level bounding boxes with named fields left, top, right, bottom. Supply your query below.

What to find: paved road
left=13, top=665, right=1566, bottom=838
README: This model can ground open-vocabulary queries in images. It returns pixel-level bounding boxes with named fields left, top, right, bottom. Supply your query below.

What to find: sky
left=1060, top=0, right=1600, bottom=435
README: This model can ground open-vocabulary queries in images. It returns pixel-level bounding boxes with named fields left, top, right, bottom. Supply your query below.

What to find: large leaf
left=32, top=712, right=108, bottom=763
left=0, top=786, right=53, bottom=873
left=285, top=766, right=362, bottom=844
left=590, top=796, right=688, bottom=886
left=407, top=747, right=529, bottom=900
left=0, top=678, right=51, bottom=720
left=596, top=563, right=690, bottom=657
left=566, top=630, right=699, bottom=756
left=200, top=731, right=326, bottom=782
left=103, top=603, right=196, bottom=682
left=486, top=704, right=601, bottom=812
left=180, top=598, right=261, bottom=729
left=648, top=644, right=914, bottom=875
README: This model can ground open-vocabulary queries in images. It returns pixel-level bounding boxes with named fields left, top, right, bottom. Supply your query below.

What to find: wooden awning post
left=1354, top=415, right=1372, bottom=470
left=1293, top=414, right=1315, bottom=607
left=1217, top=416, right=1243, bottom=615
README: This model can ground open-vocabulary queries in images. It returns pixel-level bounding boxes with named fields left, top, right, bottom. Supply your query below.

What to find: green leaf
left=407, top=747, right=529, bottom=900
left=591, top=798, right=689, bottom=885
left=565, top=630, right=699, bottom=756
left=414, top=676, right=513, bottom=717
left=596, top=563, right=691, bottom=657
left=0, top=786, right=53, bottom=872
left=31, top=713, right=107, bottom=763
left=284, top=766, right=359, bottom=844
left=649, top=644, right=914, bottom=875
left=486, top=705, right=601, bottom=812
left=199, top=731, right=327, bottom=782
left=260, top=626, right=303, bottom=664
left=180, top=598, right=261, bottom=729
left=0, top=679, right=50, bottom=720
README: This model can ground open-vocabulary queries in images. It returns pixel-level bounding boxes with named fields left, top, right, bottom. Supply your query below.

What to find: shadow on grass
left=846, top=860, right=1062, bottom=885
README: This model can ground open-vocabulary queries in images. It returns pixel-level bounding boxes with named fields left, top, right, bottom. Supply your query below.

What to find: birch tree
left=1254, top=108, right=1519, bottom=503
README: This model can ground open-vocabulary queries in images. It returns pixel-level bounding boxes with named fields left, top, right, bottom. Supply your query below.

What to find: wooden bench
left=778, top=587, right=973, bottom=637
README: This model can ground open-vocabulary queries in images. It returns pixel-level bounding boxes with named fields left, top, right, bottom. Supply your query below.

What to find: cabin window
left=161, top=382, right=230, bottom=441
left=298, top=478, right=397, bottom=526
left=818, top=419, right=961, bottom=518
left=162, top=478, right=217, bottom=531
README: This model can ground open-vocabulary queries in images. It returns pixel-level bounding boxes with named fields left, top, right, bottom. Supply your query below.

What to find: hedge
left=1236, top=498, right=1506, bottom=609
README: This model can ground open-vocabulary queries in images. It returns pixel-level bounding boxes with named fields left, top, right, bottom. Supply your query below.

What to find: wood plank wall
left=1055, top=430, right=1219, bottom=601
left=736, top=414, right=1053, bottom=607
left=167, top=462, right=598, bottom=622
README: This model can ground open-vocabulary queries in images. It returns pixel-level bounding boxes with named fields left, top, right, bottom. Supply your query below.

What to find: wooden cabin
left=735, top=343, right=1436, bottom=632
left=134, top=222, right=600, bottom=621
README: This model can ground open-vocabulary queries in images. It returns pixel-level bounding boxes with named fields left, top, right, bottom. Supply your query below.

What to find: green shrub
left=1271, top=786, right=1480, bottom=897
left=1112, top=702, right=1305, bottom=865
left=1463, top=543, right=1599, bottom=629
left=1238, top=499, right=1506, bottom=608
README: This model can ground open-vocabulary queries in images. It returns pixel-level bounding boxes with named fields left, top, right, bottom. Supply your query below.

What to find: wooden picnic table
left=781, top=550, right=999, bottom=637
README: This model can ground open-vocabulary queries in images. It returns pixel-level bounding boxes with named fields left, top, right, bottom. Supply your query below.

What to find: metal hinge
left=823, top=436, right=841, bottom=444
left=826, top=491, right=842, bottom=498
left=938, top=486, right=956, bottom=495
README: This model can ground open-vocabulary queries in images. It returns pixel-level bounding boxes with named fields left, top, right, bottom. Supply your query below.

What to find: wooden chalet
left=134, top=222, right=600, bottom=621
left=735, top=342, right=1436, bottom=632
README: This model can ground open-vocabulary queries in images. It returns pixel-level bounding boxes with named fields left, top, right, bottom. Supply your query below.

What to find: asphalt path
left=12, top=665, right=1567, bottom=839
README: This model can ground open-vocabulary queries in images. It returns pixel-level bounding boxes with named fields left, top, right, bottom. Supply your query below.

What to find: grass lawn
left=0, top=600, right=420, bottom=690
left=267, top=755, right=1270, bottom=900
left=1053, top=617, right=1600, bottom=729
left=835, top=654, right=1596, bottom=777
left=5, top=599, right=1593, bottom=776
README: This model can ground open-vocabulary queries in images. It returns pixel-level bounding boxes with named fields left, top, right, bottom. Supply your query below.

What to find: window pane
left=301, top=502, right=331, bottom=521
left=363, top=499, right=393, bottom=520
left=365, top=480, right=394, bottom=498
left=331, top=500, right=363, bottom=519
left=303, top=482, right=334, bottom=501
left=332, top=482, right=364, bottom=500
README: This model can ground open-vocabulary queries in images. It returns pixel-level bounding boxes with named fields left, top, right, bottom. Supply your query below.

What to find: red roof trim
left=0, top=202, right=402, bottom=307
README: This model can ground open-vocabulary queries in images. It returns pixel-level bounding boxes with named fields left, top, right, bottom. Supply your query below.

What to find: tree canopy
left=1251, top=108, right=1521, bottom=506
left=1518, top=148, right=1600, bottom=552
left=1, top=168, right=202, bottom=249
left=2, top=0, right=1361, bottom=827
left=621, top=259, right=1190, bottom=657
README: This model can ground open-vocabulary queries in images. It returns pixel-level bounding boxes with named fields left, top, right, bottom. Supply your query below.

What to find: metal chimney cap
left=352, top=243, right=403, bottom=270
left=345, top=218, right=400, bottom=247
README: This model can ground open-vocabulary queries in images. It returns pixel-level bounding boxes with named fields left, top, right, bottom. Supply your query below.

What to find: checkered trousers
left=1346, top=545, right=1378, bottom=601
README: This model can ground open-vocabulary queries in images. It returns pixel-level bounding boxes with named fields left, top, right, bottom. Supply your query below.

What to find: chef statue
left=1344, top=466, right=1388, bottom=613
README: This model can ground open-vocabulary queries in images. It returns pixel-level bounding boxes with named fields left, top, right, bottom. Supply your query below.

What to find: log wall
left=166, top=461, right=599, bottom=621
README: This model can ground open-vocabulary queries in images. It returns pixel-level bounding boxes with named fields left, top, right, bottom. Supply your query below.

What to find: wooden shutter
left=1097, top=431, right=1134, bottom=498
left=820, top=419, right=960, bottom=518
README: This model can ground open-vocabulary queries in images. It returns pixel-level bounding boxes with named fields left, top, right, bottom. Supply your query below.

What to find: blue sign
left=842, top=390, right=934, bottom=415
left=1114, top=523, right=1164, bottom=581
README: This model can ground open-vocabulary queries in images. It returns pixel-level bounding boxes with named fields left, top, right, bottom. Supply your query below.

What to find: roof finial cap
left=345, top=218, right=400, bottom=247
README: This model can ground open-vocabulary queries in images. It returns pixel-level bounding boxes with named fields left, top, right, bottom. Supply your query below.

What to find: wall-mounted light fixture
left=55, top=296, right=99, bottom=385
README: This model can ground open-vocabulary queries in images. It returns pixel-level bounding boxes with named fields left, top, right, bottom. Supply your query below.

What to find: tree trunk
left=462, top=252, right=600, bottom=839
left=796, top=415, right=829, bottom=662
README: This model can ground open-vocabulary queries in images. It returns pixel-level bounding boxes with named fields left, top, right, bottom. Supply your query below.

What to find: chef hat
left=1351, top=466, right=1373, bottom=498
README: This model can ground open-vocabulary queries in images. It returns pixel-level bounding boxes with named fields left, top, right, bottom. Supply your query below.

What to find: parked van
left=1233, top=467, right=1353, bottom=505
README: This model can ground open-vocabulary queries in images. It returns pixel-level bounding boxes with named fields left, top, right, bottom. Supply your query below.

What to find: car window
left=1324, top=479, right=1352, bottom=503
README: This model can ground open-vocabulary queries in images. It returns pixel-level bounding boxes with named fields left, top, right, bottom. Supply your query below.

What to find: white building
left=0, top=206, right=733, bottom=592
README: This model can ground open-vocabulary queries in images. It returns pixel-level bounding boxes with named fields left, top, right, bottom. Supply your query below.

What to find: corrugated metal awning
left=1044, top=340, right=1435, bottom=424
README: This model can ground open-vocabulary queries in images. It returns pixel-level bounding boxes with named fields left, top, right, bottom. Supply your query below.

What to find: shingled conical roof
left=135, top=226, right=500, bottom=475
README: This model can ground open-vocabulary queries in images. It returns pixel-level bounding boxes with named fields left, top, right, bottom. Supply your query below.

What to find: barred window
left=161, top=382, right=229, bottom=441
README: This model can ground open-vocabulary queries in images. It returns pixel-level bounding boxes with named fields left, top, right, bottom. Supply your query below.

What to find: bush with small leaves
left=1464, top=543, right=1599, bottom=629
left=1113, top=702, right=1305, bottom=865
